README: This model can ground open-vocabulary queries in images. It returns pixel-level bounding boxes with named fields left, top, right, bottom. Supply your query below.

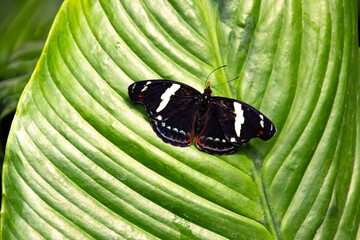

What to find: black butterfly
left=128, top=80, right=276, bottom=155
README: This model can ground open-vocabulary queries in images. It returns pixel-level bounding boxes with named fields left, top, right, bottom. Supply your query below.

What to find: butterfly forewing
left=128, top=80, right=201, bottom=146
left=210, top=97, right=276, bottom=145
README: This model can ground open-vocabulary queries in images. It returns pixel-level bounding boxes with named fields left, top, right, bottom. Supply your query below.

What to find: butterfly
left=128, top=79, right=276, bottom=155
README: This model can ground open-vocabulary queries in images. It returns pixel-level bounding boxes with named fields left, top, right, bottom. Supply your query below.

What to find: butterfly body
left=128, top=80, right=276, bottom=155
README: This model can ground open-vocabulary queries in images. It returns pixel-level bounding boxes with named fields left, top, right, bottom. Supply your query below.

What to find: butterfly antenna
left=205, top=65, right=228, bottom=86
left=212, top=76, right=239, bottom=88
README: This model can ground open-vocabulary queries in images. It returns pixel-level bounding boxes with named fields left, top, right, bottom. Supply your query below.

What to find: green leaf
left=0, top=0, right=62, bottom=159
left=1, top=0, right=359, bottom=239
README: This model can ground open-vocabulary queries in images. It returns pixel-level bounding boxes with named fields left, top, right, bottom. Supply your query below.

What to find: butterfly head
left=203, top=82, right=212, bottom=96
left=206, top=80, right=211, bottom=88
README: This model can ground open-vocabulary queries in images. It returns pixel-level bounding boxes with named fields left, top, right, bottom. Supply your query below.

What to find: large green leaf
left=0, top=0, right=62, bottom=159
left=1, top=0, right=359, bottom=239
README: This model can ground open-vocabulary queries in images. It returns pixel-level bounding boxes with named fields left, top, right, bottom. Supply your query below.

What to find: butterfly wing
left=194, top=105, right=240, bottom=155
left=195, top=97, right=276, bottom=155
left=128, top=80, right=201, bottom=147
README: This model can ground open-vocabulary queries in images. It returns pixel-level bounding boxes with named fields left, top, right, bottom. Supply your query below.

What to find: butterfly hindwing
left=128, top=80, right=201, bottom=146
left=150, top=101, right=198, bottom=147
left=195, top=103, right=240, bottom=155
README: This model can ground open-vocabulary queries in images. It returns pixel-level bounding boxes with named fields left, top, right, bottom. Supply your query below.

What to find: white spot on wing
left=131, top=82, right=136, bottom=92
left=260, top=120, right=264, bottom=128
left=155, top=115, right=162, bottom=121
left=234, top=102, right=245, bottom=137
left=230, top=137, right=236, bottom=143
left=156, top=84, right=181, bottom=113
left=141, top=85, right=148, bottom=92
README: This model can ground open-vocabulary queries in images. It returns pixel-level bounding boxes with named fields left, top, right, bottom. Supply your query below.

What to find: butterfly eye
left=137, top=94, right=143, bottom=98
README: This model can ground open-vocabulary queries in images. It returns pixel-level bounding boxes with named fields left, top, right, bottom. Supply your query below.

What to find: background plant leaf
left=1, top=0, right=359, bottom=239
left=0, top=0, right=62, bottom=160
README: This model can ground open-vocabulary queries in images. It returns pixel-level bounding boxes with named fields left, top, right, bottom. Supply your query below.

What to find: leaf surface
left=0, top=0, right=62, bottom=159
left=1, top=0, right=359, bottom=239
